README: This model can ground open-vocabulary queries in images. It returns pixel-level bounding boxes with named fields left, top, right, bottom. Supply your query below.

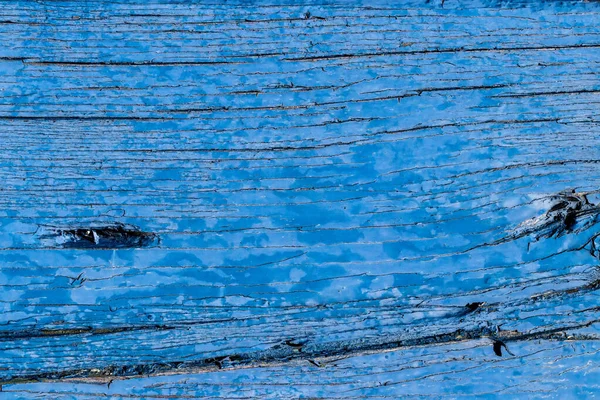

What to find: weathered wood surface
left=2, top=0, right=600, bottom=397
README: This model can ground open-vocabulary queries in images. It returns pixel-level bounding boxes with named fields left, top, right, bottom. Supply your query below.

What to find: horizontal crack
left=4, top=322, right=600, bottom=385
left=284, top=43, right=600, bottom=62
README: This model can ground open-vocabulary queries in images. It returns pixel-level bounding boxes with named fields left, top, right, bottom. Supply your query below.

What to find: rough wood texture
left=2, top=0, right=600, bottom=397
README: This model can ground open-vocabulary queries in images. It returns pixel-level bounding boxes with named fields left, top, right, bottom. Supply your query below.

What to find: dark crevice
left=37, top=223, right=159, bottom=249
left=509, top=189, right=599, bottom=241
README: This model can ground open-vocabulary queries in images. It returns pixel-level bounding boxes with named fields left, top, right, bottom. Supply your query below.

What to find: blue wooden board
left=2, top=0, right=600, bottom=398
